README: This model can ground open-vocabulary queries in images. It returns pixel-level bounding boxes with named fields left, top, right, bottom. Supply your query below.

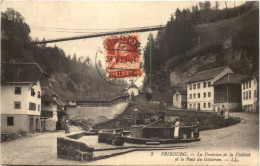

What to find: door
left=29, top=117, right=34, bottom=133
left=41, top=120, right=46, bottom=131
left=36, top=119, right=39, bottom=132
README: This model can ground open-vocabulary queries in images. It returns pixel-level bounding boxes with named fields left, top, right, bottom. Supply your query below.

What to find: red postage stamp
left=104, top=34, right=142, bottom=78
left=96, top=34, right=143, bottom=86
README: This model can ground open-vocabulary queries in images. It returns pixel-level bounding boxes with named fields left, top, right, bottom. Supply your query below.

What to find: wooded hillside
left=143, top=1, right=259, bottom=90
left=1, top=8, right=125, bottom=99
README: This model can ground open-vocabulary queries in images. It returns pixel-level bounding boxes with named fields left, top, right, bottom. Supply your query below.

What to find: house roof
left=173, top=88, right=187, bottom=95
left=187, top=66, right=230, bottom=83
left=240, top=74, right=259, bottom=83
left=1, top=63, right=48, bottom=84
left=42, top=87, right=69, bottom=106
left=213, top=73, right=248, bottom=85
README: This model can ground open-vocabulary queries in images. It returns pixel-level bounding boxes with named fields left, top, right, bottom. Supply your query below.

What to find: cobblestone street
left=0, top=113, right=259, bottom=165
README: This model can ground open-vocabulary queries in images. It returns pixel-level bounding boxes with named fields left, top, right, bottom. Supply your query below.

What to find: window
left=208, top=82, right=211, bottom=87
left=29, top=102, right=36, bottom=111
left=203, top=82, right=207, bottom=88
left=189, top=104, right=192, bottom=109
left=243, top=92, right=245, bottom=100
left=15, top=87, right=21, bottom=95
left=37, top=91, right=41, bottom=98
left=208, top=92, right=211, bottom=97
left=254, top=90, right=257, bottom=98
left=44, top=101, right=50, bottom=106
left=193, top=103, right=196, bottom=109
left=193, top=84, right=196, bottom=90
left=14, top=101, right=21, bottom=109
left=208, top=102, right=211, bottom=108
left=204, top=103, right=206, bottom=108
left=197, top=83, right=200, bottom=89
left=7, top=117, right=14, bottom=126
left=189, top=85, right=192, bottom=90
left=193, top=93, right=196, bottom=99
left=249, top=81, right=251, bottom=88
left=249, top=91, right=251, bottom=99
left=190, top=94, right=192, bottom=99
left=198, top=93, right=200, bottom=98
left=243, top=83, right=245, bottom=90
left=31, top=88, right=35, bottom=97
left=246, top=91, right=248, bottom=100
left=176, top=94, right=178, bottom=101
left=204, top=92, right=206, bottom=98
left=41, top=111, right=53, bottom=118
left=38, top=104, right=40, bottom=111
left=246, top=82, right=248, bottom=89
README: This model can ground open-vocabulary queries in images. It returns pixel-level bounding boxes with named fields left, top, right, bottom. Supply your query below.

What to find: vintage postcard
left=0, top=1, right=259, bottom=165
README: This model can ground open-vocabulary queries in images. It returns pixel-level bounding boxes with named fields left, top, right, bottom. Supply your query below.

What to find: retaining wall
left=94, top=102, right=241, bottom=130
left=57, top=132, right=94, bottom=161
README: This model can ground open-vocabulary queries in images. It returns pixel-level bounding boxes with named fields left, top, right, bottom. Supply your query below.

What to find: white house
left=41, top=88, right=68, bottom=131
left=187, top=66, right=233, bottom=111
left=1, top=63, right=48, bottom=133
left=241, top=75, right=259, bottom=113
left=172, top=89, right=187, bottom=109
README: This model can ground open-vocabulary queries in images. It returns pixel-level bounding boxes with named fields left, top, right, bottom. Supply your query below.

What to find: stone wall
left=57, top=133, right=94, bottom=161
left=66, top=102, right=128, bottom=126
left=93, top=102, right=241, bottom=131
left=66, top=132, right=86, bottom=139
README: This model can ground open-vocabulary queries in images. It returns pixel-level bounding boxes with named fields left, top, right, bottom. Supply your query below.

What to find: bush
left=0, top=131, right=27, bottom=143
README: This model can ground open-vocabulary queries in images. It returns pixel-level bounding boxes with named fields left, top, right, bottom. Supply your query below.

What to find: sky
left=1, top=1, right=244, bottom=87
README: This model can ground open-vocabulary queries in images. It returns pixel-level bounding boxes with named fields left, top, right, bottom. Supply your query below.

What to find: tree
left=73, top=54, right=77, bottom=61
left=130, top=91, right=135, bottom=101
left=215, top=1, right=220, bottom=10
left=85, top=56, right=90, bottom=65
left=145, top=92, right=152, bottom=103
left=39, top=37, right=46, bottom=49
left=199, top=2, right=204, bottom=10
left=204, top=1, right=211, bottom=9
left=225, top=1, right=228, bottom=9
left=1, top=8, right=31, bottom=61
left=175, top=8, right=182, bottom=21
left=1, top=8, right=31, bottom=43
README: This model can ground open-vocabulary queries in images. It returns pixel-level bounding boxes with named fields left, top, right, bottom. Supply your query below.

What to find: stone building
left=41, top=89, right=68, bottom=131
left=1, top=63, right=48, bottom=133
left=187, top=66, right=233, bottom=111
left=241, top=75, right=259, bottom=113
left=172, top=88, right=187, bottom=109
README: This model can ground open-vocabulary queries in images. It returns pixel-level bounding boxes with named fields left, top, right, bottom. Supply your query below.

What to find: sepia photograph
left=0, top=1, right=259, bottom=165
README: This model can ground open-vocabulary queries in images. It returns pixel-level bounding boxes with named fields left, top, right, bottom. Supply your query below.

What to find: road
left=0, top=113, right=259, bottom=165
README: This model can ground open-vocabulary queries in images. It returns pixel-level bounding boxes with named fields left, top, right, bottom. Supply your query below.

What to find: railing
left=124, top=119, right=162, bottom=137
left=74, top=95, right=129, bottom=107
left=70, top=119, right=93, bottom=131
